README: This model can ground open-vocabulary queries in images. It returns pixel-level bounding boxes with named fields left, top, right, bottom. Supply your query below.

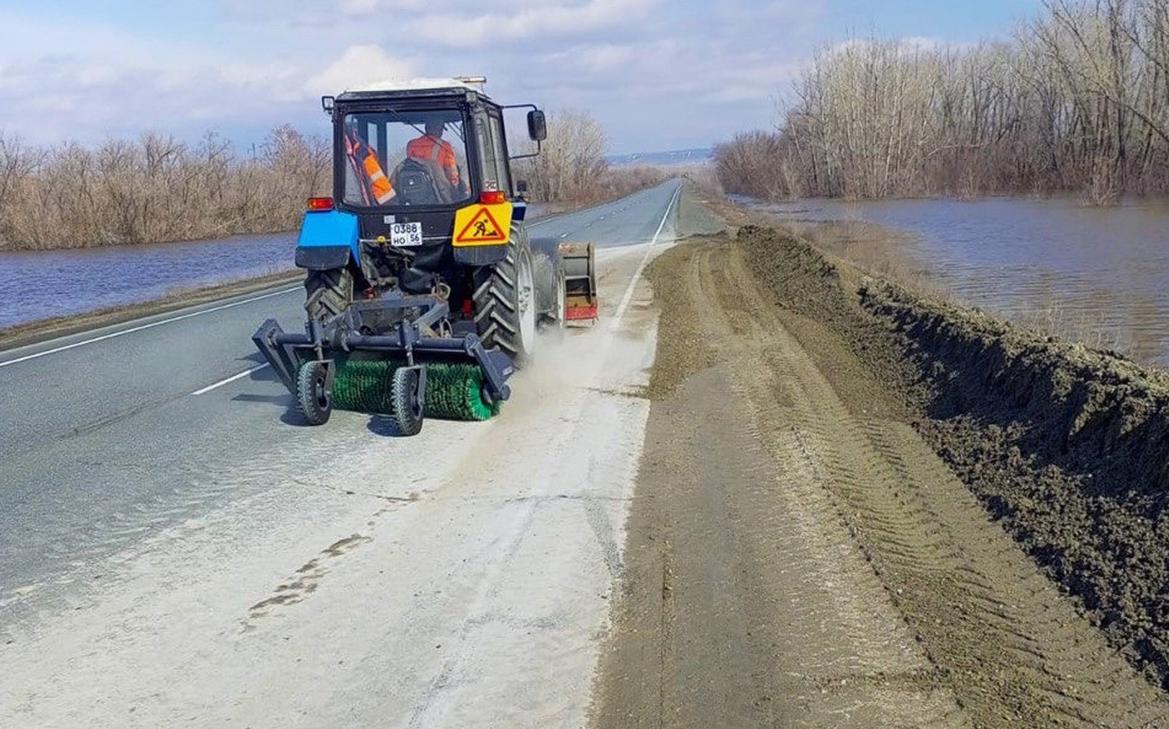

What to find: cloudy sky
left=0, top=0, right=1042, bottom=154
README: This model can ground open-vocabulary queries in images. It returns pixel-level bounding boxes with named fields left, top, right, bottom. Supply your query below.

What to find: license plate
left=390, top=222, right=423, bottom=247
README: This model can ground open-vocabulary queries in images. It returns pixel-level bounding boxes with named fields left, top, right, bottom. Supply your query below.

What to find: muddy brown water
left=755, top=196, right=1169, bottom=367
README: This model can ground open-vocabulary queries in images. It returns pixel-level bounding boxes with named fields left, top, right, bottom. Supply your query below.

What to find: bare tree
left=716, top=1, right=1169, bottom=203
left=0, top=125, right=334, bottom=251
left=0, top=135, right=40, bottom=241
left=520, top=109, right=609, bottom=203
left=0, top=111, right=648, bottom=250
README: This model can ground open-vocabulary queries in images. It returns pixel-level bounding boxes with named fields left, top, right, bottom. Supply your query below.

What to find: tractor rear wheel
left=549, top=267, right=567, bottom=333
left=473, top=239, right=539, bottom=365
left=304, top=267, right=353, bottom=324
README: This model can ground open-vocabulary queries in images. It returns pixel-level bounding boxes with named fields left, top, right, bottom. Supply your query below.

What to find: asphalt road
left=0, top=180, right=682, bottom=727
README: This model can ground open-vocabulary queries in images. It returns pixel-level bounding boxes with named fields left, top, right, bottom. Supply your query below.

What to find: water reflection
left=0, top=232, right=297, bottom=330
left=763, top=197, right=1169, bottom=367
left=0, top=205, right=560, bottom=333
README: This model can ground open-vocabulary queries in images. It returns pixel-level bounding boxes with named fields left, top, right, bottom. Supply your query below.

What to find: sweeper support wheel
left=388, top=365, right=426, bottom=436
left=296, top=360, right=334, bottom=426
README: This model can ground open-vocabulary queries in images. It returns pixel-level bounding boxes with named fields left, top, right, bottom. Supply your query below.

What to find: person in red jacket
left=407, top=119, right=463, bottom=193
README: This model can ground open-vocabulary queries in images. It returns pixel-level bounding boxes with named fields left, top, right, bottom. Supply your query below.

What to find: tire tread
left=304, top=268, right=353, bottom=323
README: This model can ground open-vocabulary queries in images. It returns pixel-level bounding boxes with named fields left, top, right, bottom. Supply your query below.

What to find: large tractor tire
left=529, top=239, right=566, bottom=333
left=473, top=238, right=539, bottom=365
left=304, top=267, right=353, bottom=324
left=549, top=266, right=567, bottom=333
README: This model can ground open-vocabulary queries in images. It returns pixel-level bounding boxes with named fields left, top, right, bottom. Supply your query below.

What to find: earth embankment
left=589, top=228, right=1169, bottom=728
left=740, top=224, right=1169, bottom=691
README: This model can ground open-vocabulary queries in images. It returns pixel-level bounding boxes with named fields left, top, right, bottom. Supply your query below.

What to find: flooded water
left=0, top=232, right=298, bottom=330
left=763, top=197, right=1169, bottom=367
left=0, top=203, right=564, bottom=333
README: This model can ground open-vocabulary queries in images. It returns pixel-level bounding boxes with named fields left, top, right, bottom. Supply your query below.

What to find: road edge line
left=0, top=287, right=301, bottom=369
left=611, top=183, right=682, bottom=327
left=190, top=364, right=270, bottom=396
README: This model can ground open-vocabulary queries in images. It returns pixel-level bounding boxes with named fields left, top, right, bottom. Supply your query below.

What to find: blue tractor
left=253, top=77, right=572, bottom=435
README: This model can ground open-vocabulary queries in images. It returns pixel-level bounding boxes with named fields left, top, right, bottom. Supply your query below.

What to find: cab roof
left=335, top=77, right=493, bottom=104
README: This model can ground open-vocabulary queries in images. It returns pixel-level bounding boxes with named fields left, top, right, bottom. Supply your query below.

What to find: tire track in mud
left=692, top=245, right=970, bottom=727
left=590, top=239, right=1169, bottom=728
left=708, top=242, right=1169, bottom=727
left=592, top=242, right=967, bottom=728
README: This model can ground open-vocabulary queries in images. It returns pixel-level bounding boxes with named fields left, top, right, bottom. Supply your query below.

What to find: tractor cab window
left=474, top=112, right=511, bottom=196
left=341, top=110, right=472, bottom=207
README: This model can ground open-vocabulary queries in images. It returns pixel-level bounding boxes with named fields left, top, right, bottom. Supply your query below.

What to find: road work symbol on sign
left=453, top=203, right=512, bottom=246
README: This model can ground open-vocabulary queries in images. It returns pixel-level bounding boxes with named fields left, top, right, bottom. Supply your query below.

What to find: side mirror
left=527, top=110, right=547, bottom=142
left=321, top=95, right=335, bottom=114
left=516, top=180, right=529, bottom=199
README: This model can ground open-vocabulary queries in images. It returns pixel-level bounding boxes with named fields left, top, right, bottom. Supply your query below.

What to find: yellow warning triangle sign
left=455, top=206, right=508, bottom=244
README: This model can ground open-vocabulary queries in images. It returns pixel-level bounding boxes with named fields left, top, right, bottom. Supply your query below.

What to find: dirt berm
left=740, top=225, right=1169, bottom=690
left=590, top=228, right=1169, bottom=728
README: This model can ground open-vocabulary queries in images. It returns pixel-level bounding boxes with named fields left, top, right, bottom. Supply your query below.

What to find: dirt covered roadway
left=589, top=235, right=1169, bottom=728
left=0, top=181, right=725, bottom=729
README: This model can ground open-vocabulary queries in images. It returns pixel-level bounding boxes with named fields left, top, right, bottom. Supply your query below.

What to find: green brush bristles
left=329, top=358, right=396, bottom=413
left=329, top=357, right=500, bottom=422
left=422, top=362, right=502, bottom=421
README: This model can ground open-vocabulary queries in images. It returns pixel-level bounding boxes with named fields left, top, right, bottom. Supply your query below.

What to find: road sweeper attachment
left=253, top=293, right=513, bottom=435
left=252, top=77, right=561, bottom=435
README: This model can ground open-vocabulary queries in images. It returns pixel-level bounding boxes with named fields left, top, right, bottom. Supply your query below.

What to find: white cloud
left=406, top=0, right=659, bottom=46
left=339, top=0, right=438, bottom=12
left=0, top=1, right=834, bottom=151
left=338, top=0, right=381, bottom=14
left=303, top=45, right=416, bottom=96
left=78, top=65, right=118, bottom=87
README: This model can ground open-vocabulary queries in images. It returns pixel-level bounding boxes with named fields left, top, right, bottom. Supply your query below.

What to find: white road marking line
left=0, top=287, right=301, bottom=369
left=649, top=184, right=681, bottom=246
left=190, top=364, right=270, bottom=396
left=611, top=183, right=682, bottom=326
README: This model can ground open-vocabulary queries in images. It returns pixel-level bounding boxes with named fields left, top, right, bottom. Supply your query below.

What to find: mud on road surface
left=590, top=233, right=1169, bottom=728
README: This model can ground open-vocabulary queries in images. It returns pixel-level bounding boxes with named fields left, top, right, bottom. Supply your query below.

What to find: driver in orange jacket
left=407, top=119, right=463, bottom=192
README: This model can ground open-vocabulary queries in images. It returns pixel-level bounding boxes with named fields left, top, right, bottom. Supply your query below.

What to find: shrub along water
left=717, top=0, right=1169, bottom=203
left=0, top=126, right=330, bottom=251
left=0, top=109, right=666, bottom=251
left=512, top=109, right=668, bottom=205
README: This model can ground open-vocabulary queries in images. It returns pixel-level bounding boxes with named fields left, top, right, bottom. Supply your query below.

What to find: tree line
left=717, top=0, right=1169, bottom=203
left=0, top=109, right=656, bottom=251
left=514, top=109, right=665, bottom=206
left=0, top=126, right=330, bottom=251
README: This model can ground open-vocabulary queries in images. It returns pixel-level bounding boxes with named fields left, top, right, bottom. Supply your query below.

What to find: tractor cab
left=339, top=106, right=473, bottom=208
left=308, top=78, right=548, bottom=285
left=325, top=78, right=544, bottom=213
